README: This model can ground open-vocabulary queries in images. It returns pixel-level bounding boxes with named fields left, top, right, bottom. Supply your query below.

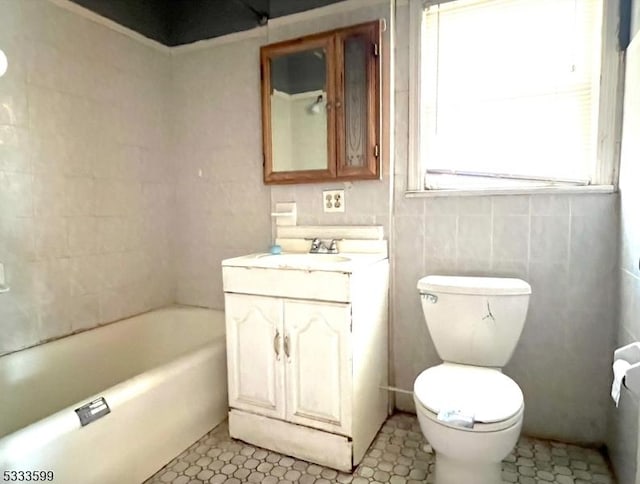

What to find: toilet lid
left=414, top=363, right=523, bottom=424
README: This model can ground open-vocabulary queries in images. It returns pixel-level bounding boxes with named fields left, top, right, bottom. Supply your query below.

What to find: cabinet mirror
left=261, top=21, right=381, bottom=184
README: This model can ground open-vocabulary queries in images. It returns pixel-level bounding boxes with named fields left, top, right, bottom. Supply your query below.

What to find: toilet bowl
left=415, top=276, right=531, bottom=484
left=414, top=363, right=524, bottom=484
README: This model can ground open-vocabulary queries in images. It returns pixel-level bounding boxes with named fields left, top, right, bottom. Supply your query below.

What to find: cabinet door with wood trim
left=260, top=20, right=382, bottom=184
left=225, top=293, right=285, bottom=419
left=336, top=21, right=381, bottom=180
left=283, top=300, right=352, bottom=436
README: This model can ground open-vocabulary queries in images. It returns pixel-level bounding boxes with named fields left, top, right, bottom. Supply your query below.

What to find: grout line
left=489, top=197, right=495, bottom=270
left=526, top=196, right=532, bottom=278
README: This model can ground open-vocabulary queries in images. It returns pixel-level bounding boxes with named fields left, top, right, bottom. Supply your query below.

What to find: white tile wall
left=172, top=0, right=619, bottom=447
left=608, top=13, right=640, bottom=484
left=392, top=3, right=618, bottom=446
left=0, top=0, right=625, bottom=455
left=392, top=192, right=618, bottom=440
left=172, top=2, right=392, bottom=309
left=0, top=0, right=174, bottom=355
left=171, top=36, right=271, bottom=309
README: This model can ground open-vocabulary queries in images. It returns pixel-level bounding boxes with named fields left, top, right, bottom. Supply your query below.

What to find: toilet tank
left=417, top=275, right=531, bottom=367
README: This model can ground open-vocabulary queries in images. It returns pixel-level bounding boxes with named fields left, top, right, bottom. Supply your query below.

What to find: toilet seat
left=414, top=363, right=524, bottom=432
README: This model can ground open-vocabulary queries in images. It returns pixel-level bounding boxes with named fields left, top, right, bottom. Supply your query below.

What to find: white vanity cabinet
left=222, top=254, right=388, bottom=471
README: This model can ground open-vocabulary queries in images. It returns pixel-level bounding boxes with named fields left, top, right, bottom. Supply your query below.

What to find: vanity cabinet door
left=225, top=294, right=285, bottom=419
left=283, top=300, right=352, bottom=435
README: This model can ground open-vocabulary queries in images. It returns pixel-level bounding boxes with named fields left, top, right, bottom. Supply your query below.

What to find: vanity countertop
left=222, top=252, right=387, bottom=273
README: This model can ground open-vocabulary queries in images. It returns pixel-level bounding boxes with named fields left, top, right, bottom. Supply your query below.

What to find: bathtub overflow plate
left=75, top=397, right=111, bottom=427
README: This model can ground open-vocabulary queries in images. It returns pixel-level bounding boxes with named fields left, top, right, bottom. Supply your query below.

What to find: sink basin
left=222, top=251, right=386, bottom=272
left=258, top=254, right=351, bottom=265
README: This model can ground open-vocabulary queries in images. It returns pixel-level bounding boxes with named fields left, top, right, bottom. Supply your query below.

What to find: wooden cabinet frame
left=260, top=20, right=382, bottom=185
left=335, top=21, right=381, bottom=180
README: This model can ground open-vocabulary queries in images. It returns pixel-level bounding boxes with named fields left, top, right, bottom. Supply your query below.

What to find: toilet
left=414, top=275, right=531, bottom=484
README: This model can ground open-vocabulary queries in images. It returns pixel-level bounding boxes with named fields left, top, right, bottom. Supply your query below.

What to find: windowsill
left=404, top=184, right=616, bottom=198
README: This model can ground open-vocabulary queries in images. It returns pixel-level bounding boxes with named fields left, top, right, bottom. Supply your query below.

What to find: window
left=408, top=0, right=621, bottom=192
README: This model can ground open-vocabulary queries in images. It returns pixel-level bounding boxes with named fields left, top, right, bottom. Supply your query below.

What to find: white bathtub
left=0, top=306, right=227, bottom=484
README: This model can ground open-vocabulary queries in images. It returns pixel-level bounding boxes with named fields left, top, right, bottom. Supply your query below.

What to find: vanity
left=221, top=226, right=389, bottom=471
left=220, top=15, right=388, bottom=470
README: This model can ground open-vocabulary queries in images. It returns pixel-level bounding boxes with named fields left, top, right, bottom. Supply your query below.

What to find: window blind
left=421, top=0, right=603, bottom=187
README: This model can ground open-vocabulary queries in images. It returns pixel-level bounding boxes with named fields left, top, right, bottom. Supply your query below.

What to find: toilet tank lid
left=417, top=275, right=531, bottom=296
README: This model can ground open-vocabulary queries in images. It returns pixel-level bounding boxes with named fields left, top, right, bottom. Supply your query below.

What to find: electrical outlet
left=323, top=189, right=345, bottom=213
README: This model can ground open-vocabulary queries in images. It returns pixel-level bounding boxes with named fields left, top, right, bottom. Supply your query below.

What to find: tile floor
left=146, top=413, right=615, bottom=484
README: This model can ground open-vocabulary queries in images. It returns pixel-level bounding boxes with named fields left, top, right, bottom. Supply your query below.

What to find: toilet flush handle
left=421, top=293, right=438, bottom=304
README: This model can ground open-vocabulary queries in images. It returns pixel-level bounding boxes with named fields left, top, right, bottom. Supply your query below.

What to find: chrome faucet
left=309, top=238, right=325, bottom=253
left=308, top=238, right=340, bottom=254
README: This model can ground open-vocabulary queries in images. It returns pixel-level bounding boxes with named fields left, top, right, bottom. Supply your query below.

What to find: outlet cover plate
left=323, top=189, right=345, bottom=213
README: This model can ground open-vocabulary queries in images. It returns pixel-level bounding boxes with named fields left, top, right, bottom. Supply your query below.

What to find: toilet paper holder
left=614, top=342, right=640, bottom=395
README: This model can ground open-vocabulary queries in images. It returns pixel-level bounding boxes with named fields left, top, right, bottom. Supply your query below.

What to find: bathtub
left=0, top=306, right=228, bottom=484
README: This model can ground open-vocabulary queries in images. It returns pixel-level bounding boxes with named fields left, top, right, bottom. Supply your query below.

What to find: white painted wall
left=0, top=1, right=174, bottom=355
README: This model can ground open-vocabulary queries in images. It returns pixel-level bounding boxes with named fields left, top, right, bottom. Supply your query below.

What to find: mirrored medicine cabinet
left=260, top=20, right=382, bottom=184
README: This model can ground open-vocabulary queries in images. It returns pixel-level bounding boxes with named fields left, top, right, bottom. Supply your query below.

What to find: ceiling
left=69, top=0, right=346, bottom=47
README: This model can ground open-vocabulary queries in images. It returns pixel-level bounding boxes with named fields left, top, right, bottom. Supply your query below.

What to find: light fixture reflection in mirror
left=0, top=49, right=7, bottom=78
left=307, top=94, right=324, bottom=115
